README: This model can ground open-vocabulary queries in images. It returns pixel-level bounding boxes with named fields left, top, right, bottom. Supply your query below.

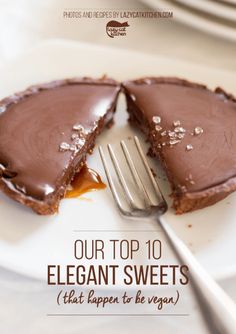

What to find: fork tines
left=99, top=136, right=167, bottom=217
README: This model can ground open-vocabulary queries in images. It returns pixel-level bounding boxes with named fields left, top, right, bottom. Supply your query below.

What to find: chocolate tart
left=123, top=77, right=236, bottom=214
left=0, top=77, right=120, bottom=214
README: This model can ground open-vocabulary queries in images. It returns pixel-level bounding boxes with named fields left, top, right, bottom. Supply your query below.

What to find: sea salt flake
left=161, top=130, right=167, bottom=137
left=144, top=78, right=152, bottom=85
left=71, top=133, right=79, bottom=140
left=174, top=126, right=186, bottom=133
left=59, top=142, right=70, bottom=151
left=152, top=116, right=161, bottom=124
left=155, top=125, right=162, bottom=132
left=194, top=126, right=204, bottom=135
left=177, top=133, right=185, bottom=139
left=73, top=124, right=84, bottom=132
left=168, top=131, right=176, bottom=138
left=186, top=144, right=193, bottom=151
left=180, top=185, right=187, bottom=192
left=69, top=145, right=77, bottom=151
left=173, top=120, right=181, bottom=127
left=75, top=138, right=85, bottom=147
left=0, top=106, right=6, bottom=113
left=169, top=139, right=180, bottom=145
left=186, top=173, right=193, bottom=180
left=186, top=174, right=195, bottom=184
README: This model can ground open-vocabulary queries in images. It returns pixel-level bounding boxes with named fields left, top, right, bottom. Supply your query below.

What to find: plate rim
left=174, top=0, right=236, bottom=22
left=141, top=0, right=236, bottom=42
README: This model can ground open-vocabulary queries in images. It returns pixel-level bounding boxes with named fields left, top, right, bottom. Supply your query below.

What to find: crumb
left=150, top=167, right=157, bottom=177
left=106, top=119, right=114, bottom=129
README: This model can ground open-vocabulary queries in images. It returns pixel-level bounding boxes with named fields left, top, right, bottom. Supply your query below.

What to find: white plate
left=0, top=39, right=236, bottom=284
left=175, top=0, right=236, bottom=22
left=142, top=0, right=236, bottom=42
left=220, top=0, right=236, bottom=5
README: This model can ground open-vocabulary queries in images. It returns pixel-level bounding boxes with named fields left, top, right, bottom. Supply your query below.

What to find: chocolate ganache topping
left=123, top=77, right=236, bottom=213
left=0, top=77, right=120, bottom=214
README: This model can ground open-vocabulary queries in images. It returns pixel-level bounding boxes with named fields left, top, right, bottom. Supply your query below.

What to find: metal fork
left=99, top=136, right=236, bottom=334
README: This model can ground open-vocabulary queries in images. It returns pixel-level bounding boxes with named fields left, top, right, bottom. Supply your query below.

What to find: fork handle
left=158, top=216, right=236, bottom=334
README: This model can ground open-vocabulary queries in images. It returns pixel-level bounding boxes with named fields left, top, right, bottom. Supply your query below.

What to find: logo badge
left=106, top=20, right=129, bottom=38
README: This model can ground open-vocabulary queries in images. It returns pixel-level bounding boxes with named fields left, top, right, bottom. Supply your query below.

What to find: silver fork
left=99, top=136, right=236, bottom=334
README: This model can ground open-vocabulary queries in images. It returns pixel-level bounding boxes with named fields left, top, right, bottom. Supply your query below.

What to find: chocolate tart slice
left=123, top=77, right=236, bottom=214
left=0, top=77, right=120, bottom=214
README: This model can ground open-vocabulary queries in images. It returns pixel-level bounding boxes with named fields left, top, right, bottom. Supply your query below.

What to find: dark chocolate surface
left=0, top=78, right=120, bottom=207
left=123, top=77, right=236, bottom=195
